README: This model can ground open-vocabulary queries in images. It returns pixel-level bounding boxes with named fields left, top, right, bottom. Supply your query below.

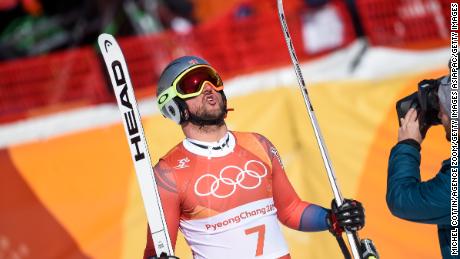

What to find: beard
left=187, top=97, right=227, bottom=127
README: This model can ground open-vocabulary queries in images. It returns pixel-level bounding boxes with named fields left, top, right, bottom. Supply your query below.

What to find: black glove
left=327, top=198, right=365, bottom=236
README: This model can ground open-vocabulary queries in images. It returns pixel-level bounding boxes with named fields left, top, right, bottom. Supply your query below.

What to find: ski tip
left=98, top=33, right=114, bottom=41
left=97, top=33, right=116, bottom=54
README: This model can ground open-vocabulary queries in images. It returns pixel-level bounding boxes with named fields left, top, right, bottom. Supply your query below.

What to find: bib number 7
left=245, top=224, right=266, bottom=256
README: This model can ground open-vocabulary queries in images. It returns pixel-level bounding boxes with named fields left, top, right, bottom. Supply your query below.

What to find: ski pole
left=97, top=33, right=177, bottom=258
left=276, top=1, right=378, bottom=258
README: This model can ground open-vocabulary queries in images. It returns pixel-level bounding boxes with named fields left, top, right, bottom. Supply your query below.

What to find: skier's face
left=185, top=81, right=226, bottom=123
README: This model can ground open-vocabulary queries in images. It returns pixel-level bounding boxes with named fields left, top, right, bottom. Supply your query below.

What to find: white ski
left=97, top=33, right=174, bottom=257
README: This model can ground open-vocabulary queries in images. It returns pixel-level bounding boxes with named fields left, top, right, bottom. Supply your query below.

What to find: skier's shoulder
left=231, top=131, right=277, bottom=165
left=231, top=130, right=274, bottom=147
left=157, top=141, right=188, bottom=167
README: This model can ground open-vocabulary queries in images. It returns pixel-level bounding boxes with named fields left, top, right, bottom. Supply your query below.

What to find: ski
left=276, top=1, right=378, bottom=258
left=97, top=33, right=175, bottom=257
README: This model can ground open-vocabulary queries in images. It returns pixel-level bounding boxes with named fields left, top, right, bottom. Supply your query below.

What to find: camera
left=395, top=75, right=450, bottom=137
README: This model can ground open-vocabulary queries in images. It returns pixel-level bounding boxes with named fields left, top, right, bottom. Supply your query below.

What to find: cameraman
left=386, top=76, right=455, bottom=258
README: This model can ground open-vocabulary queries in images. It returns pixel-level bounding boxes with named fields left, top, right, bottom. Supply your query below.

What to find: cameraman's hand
left=398, top=108, right=422, bottom=143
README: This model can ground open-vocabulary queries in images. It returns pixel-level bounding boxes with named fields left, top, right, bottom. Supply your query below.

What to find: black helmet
left=156, top=56, right=226, bottom=124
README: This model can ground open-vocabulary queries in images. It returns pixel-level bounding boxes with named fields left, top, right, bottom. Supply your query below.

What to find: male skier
left=144, top=56, right=365, bottom=259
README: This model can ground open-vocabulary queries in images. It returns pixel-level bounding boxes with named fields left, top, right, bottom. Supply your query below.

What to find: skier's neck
left=182, top=123, right=228, bottom=142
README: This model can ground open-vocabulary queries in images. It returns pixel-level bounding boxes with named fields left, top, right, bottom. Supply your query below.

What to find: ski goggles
left=157, top=65, right=224, bottom=110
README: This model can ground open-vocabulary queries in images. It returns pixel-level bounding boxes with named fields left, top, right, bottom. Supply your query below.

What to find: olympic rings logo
left=194, top=160, right=268, bottom=199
